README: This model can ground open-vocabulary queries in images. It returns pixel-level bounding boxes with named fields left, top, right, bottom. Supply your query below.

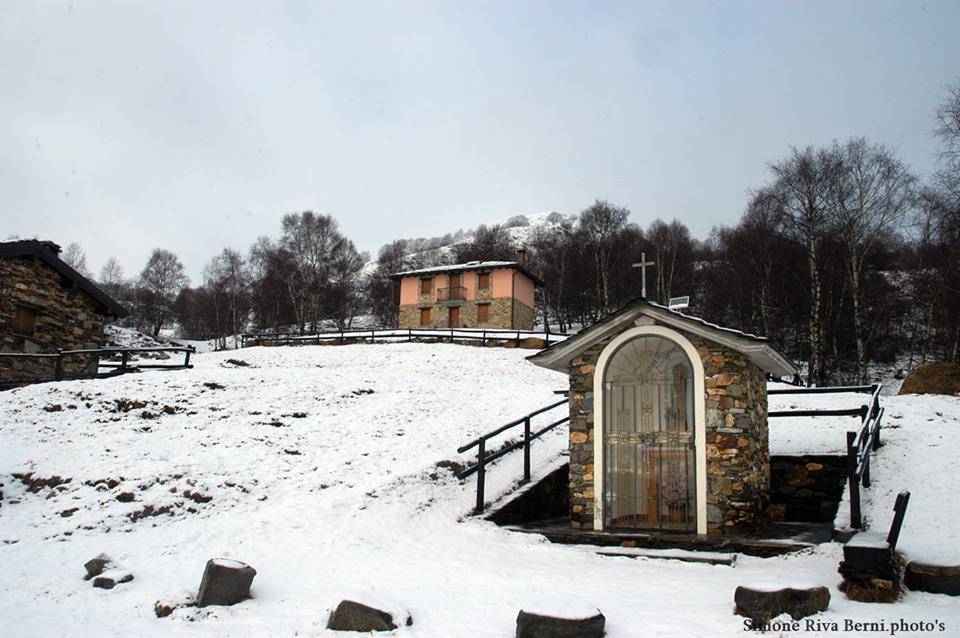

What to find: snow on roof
left=645, top=301, right=766, bottom=342
left=390, top=260, right=519, bottom=277
left=527, top=298, right=796, bottom=377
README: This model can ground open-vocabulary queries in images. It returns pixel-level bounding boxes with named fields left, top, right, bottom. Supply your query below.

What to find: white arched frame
left=592, top=324, right=707, bottom=534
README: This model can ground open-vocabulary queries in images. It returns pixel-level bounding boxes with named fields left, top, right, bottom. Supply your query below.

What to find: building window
left=13, top=305, right=37, bottom=336
left=419, top=307, right=431, bottom=326
left=420, top=278, right=433, bottom=295
left=477, top=273, right=490, bottom=289
left=477, top=303, right=490, bottom=323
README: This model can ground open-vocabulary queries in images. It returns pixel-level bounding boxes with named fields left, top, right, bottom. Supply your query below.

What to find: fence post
left=475, top=439, right=486, bottom=514
left=121, top=351, right=129, bottom=372
left=846, top=431, right=862, bottom=528
left=887, top=491, right=910, bottom=551
left=183, top=349, right=191, bottom=368
left=523, top=416, right=531, bottom=483
left=54, top=353, right=64, bottom=381
left=482, top=330, right=487, bottom=347
left=862, top=449, right=871, bottom=488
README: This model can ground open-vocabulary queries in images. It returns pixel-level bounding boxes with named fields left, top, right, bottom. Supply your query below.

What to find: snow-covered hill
left=1, top=345, right=958, bottom=637
left=369, top=211, right=577, bottom=271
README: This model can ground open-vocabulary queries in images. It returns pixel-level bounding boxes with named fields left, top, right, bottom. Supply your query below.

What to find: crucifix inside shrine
left=632, top=252, right=655, bottom=299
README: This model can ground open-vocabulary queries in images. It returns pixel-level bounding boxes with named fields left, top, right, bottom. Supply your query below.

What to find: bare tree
left=828, top=138, right=916, bottom=382
left=327, top=238, right=367, bottom=329
left=934, top=79, right=960, bottom=201
left=366, top=240, right=407, bottom=327
left=769, top=147, right=837, bottom=385
left=280, top=212, right=344, bottom=332
left=98, top=256, right=126, bottom=299
left=62, top=242, right=91, bottom=277
left=203, top=248, right=251, bottom=348
left=528, top=222, right=575, bottom=331
left=452, top=224, right=514, bottom=263
left=578, top=200, right=629, bottom=314
left=646, top=219, right=694, bottom=304
left=139, top=248, right=189, bottom=337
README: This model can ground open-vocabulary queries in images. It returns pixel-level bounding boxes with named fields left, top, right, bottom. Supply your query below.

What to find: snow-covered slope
left=769, top=385, right=960, bottom=563
left=0, top=347, right=957, bottom=637
left=374, top=211, right=577, bottom=270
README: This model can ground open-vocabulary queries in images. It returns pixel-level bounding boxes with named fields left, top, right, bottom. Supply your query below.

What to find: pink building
left=391, top=251, right=541, bottom=330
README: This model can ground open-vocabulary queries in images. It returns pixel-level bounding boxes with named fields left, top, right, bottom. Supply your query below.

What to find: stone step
left=905, top=562, right=960, bottom=596
left=596, top=548, right=737, bottom=566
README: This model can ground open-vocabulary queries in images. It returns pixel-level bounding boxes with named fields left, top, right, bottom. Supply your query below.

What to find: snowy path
left=0, top=345, right=958, bottom=637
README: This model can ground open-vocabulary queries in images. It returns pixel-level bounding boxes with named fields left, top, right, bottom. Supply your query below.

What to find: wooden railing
left=0, top=346, right=195, bottom=389
left=456, top=397, right=570, bottom=514
left=240, top=327, right=571, bottom=348
left=768, top=383, right=884, bottom=528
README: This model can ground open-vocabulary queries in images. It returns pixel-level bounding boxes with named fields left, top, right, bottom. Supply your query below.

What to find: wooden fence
left=768, top=383, right=884, bottom=529
left=240, top=327, right=571, bottom=349
left=0, top=346, right=195, bottom=389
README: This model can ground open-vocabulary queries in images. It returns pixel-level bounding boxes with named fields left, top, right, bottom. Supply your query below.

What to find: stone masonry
left=567, top=325, right=770, bottom=533
left=0, top=255, right=110, bottom=382
left=398, top=297, right=535, bottom=330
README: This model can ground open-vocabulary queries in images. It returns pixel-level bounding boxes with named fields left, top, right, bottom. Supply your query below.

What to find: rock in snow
left=515, top=609, right=605, bottom=638
left=83, top=555, right=110, bottom=579
left=734, top=586, right=830, bottom=623
left=905, top=562, right=960, bottom=596
left=196, top=559, right=257, bottom=606
left=326, top=600, right=411, bottom=632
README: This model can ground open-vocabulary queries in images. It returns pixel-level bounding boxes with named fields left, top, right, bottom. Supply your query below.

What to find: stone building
left=0, top=240, right=127, bottom=383
left=527, top=299, right=796, bottom=535
left=391, top=250, right=541, bottom=330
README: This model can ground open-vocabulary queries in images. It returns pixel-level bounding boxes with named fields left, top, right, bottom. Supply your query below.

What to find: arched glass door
left=603, top=335, right=696, bottom=531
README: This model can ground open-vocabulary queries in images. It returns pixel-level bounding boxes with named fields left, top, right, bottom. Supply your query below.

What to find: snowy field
left=1, top=344, right=958, bottom=637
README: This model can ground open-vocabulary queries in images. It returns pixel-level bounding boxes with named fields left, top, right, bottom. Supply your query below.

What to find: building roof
left=527, top=298, right=797, bottom=377
left=389, top=260, right=544, bottom=286
left=0, top=240, right=128, bottom=318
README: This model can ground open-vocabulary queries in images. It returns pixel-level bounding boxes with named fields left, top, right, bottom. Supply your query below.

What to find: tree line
left=75, top=81, right=959, bottom=384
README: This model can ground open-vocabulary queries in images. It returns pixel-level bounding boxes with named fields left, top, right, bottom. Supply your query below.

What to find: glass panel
left=603, top=335, right=695, bottom=531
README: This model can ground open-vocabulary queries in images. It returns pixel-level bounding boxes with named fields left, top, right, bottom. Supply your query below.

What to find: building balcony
left=436, top=286, right=467, bottom=304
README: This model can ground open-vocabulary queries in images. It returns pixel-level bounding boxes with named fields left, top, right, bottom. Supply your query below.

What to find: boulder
left=92, top=576, right=116, bottom=589
left=734, top=586, right=830, bottom=623
left=905, top=562, right=960, bottom=596
left=515, top=609, right=605, bottom=638
left=84, top=555, right=110, bottom=579
left=196, top=559, right=257, bottom=606
left=327, top=600, right=409, bottom=632
left=898, top=363, right=960, bottom=396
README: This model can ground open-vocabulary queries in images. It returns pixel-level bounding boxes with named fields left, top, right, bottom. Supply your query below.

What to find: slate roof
left=390, top=260, right=544, bottom=286
left=0, top=240, right=128, bottom=318
left=527, top=298, right=796, bottom=377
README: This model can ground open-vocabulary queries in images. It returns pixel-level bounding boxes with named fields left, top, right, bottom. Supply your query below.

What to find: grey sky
left=2, top=1, right=958, bottom=281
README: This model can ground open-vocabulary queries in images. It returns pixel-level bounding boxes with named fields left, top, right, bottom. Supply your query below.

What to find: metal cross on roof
left=632, top=252, right=655, bottom=299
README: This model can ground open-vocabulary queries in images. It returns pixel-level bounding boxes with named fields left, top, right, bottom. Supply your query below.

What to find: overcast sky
left=2, top=1, right=958, bottom=280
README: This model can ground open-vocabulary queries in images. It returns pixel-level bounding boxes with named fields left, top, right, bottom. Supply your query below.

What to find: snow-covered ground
left=769, top=384, right=960, bottom=564
left=1, top=345, right=958, bottom=637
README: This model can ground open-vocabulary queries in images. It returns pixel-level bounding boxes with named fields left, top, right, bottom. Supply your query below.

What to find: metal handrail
left=455, top=397, right=570, bottom=513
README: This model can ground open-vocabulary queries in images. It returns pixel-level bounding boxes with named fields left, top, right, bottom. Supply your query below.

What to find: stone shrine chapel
left=528, top=300, right=797, bottom=535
